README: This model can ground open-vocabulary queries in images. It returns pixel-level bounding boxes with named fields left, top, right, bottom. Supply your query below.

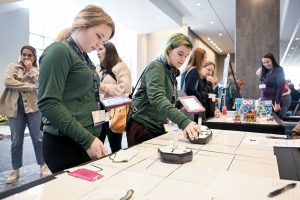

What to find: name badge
left=259, top=84, right=266, bottom=89
left=92, top=110, right=106, bottom=127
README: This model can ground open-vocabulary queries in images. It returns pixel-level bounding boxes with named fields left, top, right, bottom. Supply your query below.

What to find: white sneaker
left=6, top=170, right=20, bottom=184
left=40, top=165, right=49, bottom=177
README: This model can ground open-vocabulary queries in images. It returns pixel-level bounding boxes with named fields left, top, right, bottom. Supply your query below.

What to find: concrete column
left=236, top=0, right=280, bottom=98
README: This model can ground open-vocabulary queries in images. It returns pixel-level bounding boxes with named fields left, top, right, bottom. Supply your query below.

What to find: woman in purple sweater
left=260, top=53, right=291, bottom=117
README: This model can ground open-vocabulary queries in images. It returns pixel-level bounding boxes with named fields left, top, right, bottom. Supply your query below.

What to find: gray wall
left=0, top=7, right=29, bottom=94
left=236, top=0, right=280, bottom=99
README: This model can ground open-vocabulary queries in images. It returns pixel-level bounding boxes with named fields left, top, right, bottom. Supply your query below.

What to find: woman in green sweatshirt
left=38, top=5, right=115, bottom=173
left=126, top=33, right=201, bottom=147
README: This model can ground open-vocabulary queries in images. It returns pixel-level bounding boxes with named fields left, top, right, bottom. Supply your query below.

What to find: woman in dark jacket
left=181, top=48, right=216, bottom=120
left=201, top=62, right=216, bottom=119
left=260, top=53, right=291, bottom=117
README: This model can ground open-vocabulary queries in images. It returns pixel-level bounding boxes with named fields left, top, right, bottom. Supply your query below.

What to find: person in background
left=236, top=79, right=245, bottom=96
left=201, top=61, right=216, bottom=119
left=226, top=72, right=239, bottom=110
left=38, top=5, right=115, bottom=173
left=182, top=54, right=216, bottom=120
left=0, top=45, right=48, bottom=184
left=287, top=80, right=300, bottom=101
left=260, top=53, right=291, bottom=117
left=97, top=42, right=132, bottom=153
left=180, top=47, right=206, bottom=92
left=126, top=33, right=201, bottom=147
left=180, top=48, right=206, bottom=121
left=213, top=71, right=239, bottom=111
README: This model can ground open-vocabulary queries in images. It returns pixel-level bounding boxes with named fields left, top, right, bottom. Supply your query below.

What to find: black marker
left=268, top=183, right=297, bottom=197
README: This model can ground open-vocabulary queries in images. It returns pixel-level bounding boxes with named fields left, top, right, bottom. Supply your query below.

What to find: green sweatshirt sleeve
left=145, top=63, right=192, bottom=130
left=38, top=42, right=95, bottom=150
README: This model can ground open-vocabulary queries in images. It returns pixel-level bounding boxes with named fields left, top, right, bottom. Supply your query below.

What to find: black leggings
left=42, top=132, right=91, bottom=174
left=98, top=122, right=122, bottom=153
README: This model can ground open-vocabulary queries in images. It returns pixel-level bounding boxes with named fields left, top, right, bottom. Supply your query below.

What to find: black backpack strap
left=127, top=68, right=147, bottom=122
left=129, top=68, right=146, bottom=98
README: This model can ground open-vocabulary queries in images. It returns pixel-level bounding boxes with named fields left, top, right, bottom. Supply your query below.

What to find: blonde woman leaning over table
left=38, top=5, right=115, bottom=173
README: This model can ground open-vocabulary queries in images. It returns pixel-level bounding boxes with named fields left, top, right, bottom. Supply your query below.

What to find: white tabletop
left=4, top=129, right=300, bottom=200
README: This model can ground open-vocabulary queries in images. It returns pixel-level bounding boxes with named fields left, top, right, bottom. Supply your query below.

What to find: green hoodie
left=131, top=57, right=192, bottom=134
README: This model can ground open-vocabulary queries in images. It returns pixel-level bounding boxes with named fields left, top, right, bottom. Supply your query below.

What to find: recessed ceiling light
left=210, top=21, right=214, bottom=24
left=196, top=3, right=201, bottom=6
left=291, top=47, right=295, bottom=50
left=207, top=37, right=211, bottom=40
left=216, top=46, right=219, bottom=48
left=220, top=50, right=223, bottom=52
left=213, top=43, right=216, bottom=46
left=296, top=38, right=300, bottom=40
left=218, top=33, right=223, bottom=36
left=210, top=40, right=214, bottom=43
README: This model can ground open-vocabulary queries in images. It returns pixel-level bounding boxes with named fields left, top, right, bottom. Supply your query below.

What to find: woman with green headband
left=126, top=33, right=201, bottom=147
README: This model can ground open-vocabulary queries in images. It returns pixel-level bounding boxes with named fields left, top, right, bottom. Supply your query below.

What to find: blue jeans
left=8, top=96, right=44, bottom=170
left=280, top=94, right=291, bottom=117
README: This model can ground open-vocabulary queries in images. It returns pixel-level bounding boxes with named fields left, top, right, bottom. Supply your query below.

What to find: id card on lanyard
left=67, top=37, right=105, bottom=126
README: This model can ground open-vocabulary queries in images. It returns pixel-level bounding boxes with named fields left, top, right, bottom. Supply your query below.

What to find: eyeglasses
left=22, top=53, right=33, bottom=57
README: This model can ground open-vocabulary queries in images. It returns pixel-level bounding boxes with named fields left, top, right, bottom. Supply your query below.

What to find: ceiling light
left=210, top=40, right=214, bottom=43
left=210, top=21, right=214, bottom=24
left=291, top=47, right=295, bottom=50
left=207, top=37, right=211, bottom=40
left=216, top=46, right=219, bottom=48
left=196, top=3, right=201, bottom=6
left=296, top=38, right=300, bottom=40
left=213, top=43, right=216, bottom=46
left=218, top=33, right=223, bottom=36
left=220, top=50, right=223, bottom=52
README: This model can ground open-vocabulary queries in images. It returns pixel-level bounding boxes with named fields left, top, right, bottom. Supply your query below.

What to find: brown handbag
left=109, top=105, right=130, bottom=133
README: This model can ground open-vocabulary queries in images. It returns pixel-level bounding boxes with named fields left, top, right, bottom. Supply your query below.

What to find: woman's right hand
left=183, top=121, right=201, bottom=140
left=86, top=137, right=107, bottom=160
left=24, top=60, right=33, bottom=70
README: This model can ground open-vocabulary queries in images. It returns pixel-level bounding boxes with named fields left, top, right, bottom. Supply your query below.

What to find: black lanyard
left=67, top=37, right=101, bottom=107
left=170, top=74, right=178, bottom=104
